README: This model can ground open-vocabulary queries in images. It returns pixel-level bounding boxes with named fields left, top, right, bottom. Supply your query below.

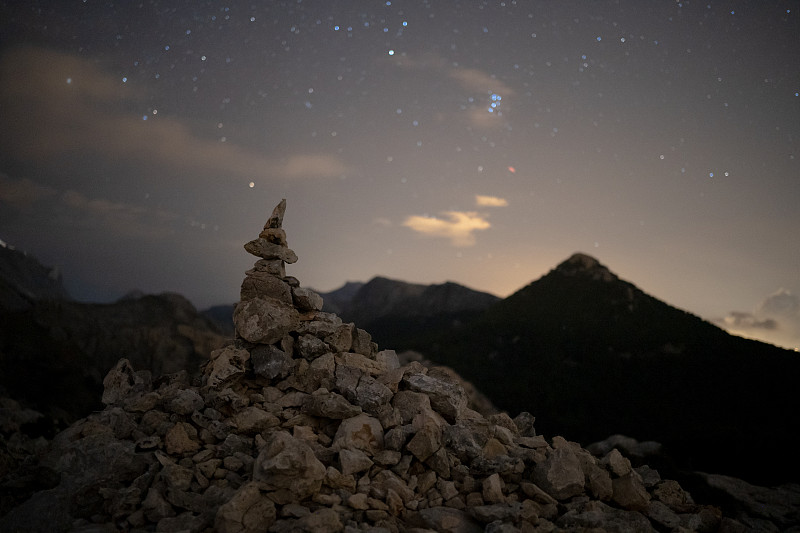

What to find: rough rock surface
left=0, top=200, right=788, bottom=532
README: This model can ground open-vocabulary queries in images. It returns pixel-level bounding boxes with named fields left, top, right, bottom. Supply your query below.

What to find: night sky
left=0, top=1, right=798, bottom=350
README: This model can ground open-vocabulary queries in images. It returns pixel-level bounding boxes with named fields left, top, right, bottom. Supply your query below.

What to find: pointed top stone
left=265, top=199, right=287, bottom=229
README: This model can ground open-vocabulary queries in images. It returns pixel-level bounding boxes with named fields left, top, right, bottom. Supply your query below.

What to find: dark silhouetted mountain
left=0, top=292, right=227, bottom=433
left=402, top=252, right=800, bottom=485
left=323, top=276, right=500, bottom=348
left=315, top=280, right=364, bottom=315
left=0, top=243, right=70, bottom=310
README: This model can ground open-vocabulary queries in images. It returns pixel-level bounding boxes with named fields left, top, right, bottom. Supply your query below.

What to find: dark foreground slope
left=411, top=253, right=800, bottom=485
left=0, top=293, right=227, bottom=432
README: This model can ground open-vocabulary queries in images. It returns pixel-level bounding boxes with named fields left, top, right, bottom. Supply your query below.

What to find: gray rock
left=533, top=439, right=585, bottom=500
left=415, top=506, right=483, bottom=533
left=612, top=472, right=651, bottom=511
left=251, top=344, right=294, bottom=380
left=252, top=431, right=326, bottom=499
left=240, top=270, right=293, bottom=303
left=556, top=500, right=654, bottom=531
left=233, top=297, right=300, bottom=344
left=102, top=358, right=144, bottom=405
left=338, top=448, right=374, bottom=475
left=215, top=481, right=277, bottom=533
left=403, top=373, right=467, bottom=421
left=243, top=238, right=298, bottom=263
left=293, top=286, right=324, bottom=312
left=332, top=413, right=384, bottom=455
left=304, top=391, right=363, bottom=419
left=205, top=345, right=251, bottom=389
left=165, top=388, right=205, bottom=415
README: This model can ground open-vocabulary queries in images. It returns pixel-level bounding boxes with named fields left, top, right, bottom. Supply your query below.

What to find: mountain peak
left=555, top=252, right=616, bottom=282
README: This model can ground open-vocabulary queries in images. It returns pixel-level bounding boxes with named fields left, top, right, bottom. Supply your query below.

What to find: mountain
left=0, top=243, right=70, bottom=310
left=405, top=253, right=800, bottom=485
left=322, top=276, right=500, bottom=348
left=0, top=292, right=228, bottom=434
left=315, top=280, right=364, bottom=315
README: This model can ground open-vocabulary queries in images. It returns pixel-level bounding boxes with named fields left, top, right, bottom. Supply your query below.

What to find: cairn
left=0, top=200, right=738, bottom=532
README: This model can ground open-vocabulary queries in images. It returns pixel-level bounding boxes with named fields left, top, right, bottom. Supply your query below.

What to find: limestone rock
left=533, top=439, right=585, bottom=500
left=215, top=481, right=276, bottom=533
left=205, top=345, right=251, bottom=389
left=252, top=431, right=326, bottom=499
left=332, top=413, right=384, bottom=455
left=233, top=297, right=300, bottom=344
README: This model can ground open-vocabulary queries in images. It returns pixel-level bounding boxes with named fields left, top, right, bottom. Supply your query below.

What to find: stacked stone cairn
left=2, top=200, right=737, bottom=532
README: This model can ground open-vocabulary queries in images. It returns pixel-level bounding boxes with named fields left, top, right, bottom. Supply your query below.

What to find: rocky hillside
left=3, top=200, right=795, bottom=532
left=0, top=291, right=228, bottom=435
left=400, top=253, right=800, bottom=487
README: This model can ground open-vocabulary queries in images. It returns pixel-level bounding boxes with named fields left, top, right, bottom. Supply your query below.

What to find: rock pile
left=0, top=201, right=746, bottom=532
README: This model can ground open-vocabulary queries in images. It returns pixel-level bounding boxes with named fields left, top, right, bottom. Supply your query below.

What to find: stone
left=215, top=482, right=277, bottom=533
left=244, top=238, right=298, bottom=263
left=603, top=448, right=632, bottom=477
left=482, top=473, right=505, bottom=504
left=296, top=333, right=329, bottom=360
left=233, top=297, right=300, bottom=344
left=350, top=328, right=373, bottom=356
left=241, top=271, right=292, bottom=304
left=164, top=422, right=201, bottom=455
left=532, top=441, right=585, bottom=500
left=165, top=388, right=204, bottom=415
left=611, top=472, right=651, bottom=511
left=292, top=508, right=343, bottom=533
left=251, top=344, right=294, bottom=380
left=646, top=500, right=681, bottom=530
left=293, top=287, right=324, bottom=312
left=406, top=425, right=441, bottom=462
left=304, top=391, right=362, bottom=419
left=354, top=376, right=394, bottom=415
left=102, top=358, right=144, bottom=405
left=206, top=346, right=251, bottom=389
left=332, top=414, right=384, bottom=455
left=415, top=506, right=483, bottom=533
left=403, top=373, right=467, bottom=421
left=339, top=448, right=374, bottom=476
left=252, top=431, right=326, bottom=500
left=231, top=406, right=280, bottom=434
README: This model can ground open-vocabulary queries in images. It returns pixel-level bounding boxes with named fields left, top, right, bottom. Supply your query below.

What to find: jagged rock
left=293, top=286, right=324, bottom=312
left=402, top=372, right=467, bottom=421
left=304, top=390, right=362, bottom=419
left=252, top=430, right=326, bottom=499
left=215, top=481, right=276, bottom=533
left=332, top=413, right=384, bottom=455
left=251, top=344, right=294, bottom=380
left=205, top=345, right=251, bottom=389
left=233, top=297, right=299, bottom=344
left=532, top=437, right=585, bottom=500
left=102, top=358, right=145, bottom=405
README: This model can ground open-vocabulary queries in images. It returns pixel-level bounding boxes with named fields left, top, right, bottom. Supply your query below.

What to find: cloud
left=0, top=46, right=347, bottom=182
left=282, top=154, right=350, bottom=178
left=403, top=211, right=490, bottom=247
left=720, top=311, right=778, bottom=331
left=0, top=173, right=198, bottom=239
left=390, top=53, right=514, bottom=129
left=0, top=173, right=57, bottom=208
left=448, top=68, right=515, bottom=96
left=717, top=289, right=800, bottom=351
left=475, top=195, right=509, bottom=207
